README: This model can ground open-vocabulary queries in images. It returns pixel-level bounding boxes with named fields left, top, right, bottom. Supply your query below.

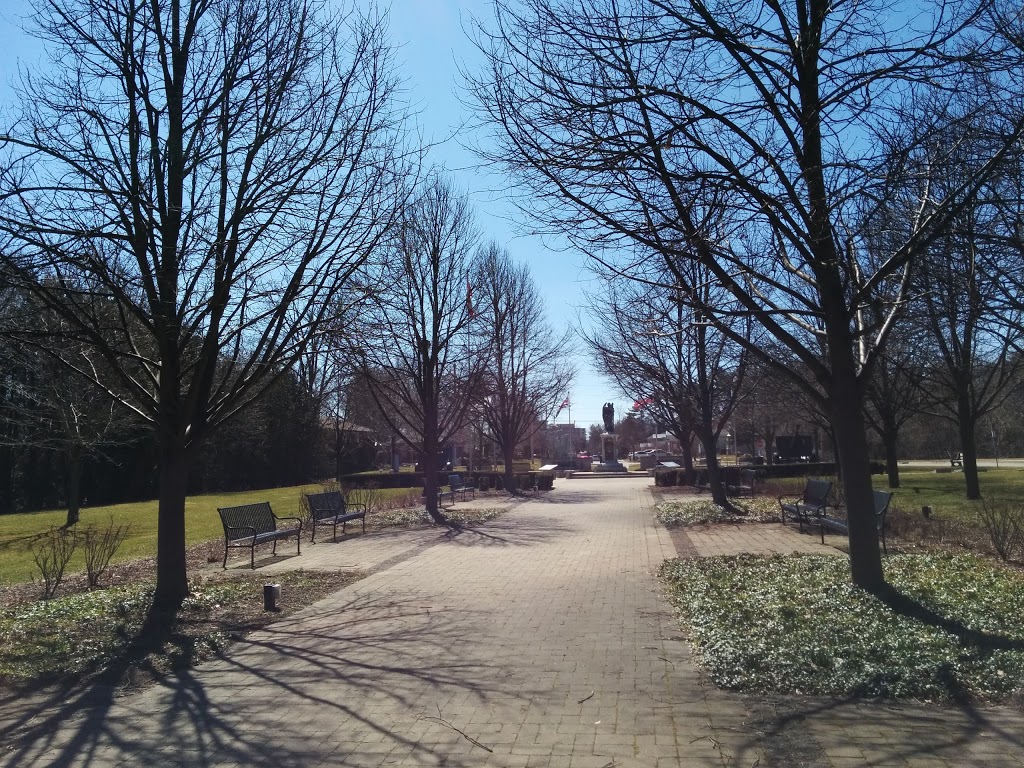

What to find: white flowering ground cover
left=662, top=553, right=1024, bottom=702
left=655, top=496, right=782, bottom=526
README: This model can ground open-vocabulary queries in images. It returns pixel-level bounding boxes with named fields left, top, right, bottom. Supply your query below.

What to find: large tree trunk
left=883, top=428, right=901, bottom=489
left=64, top=443, right=82, bottom=528
left=698, top=425, right=729, bottom=507
left=956, top=391, right=981, bottom=499
left=827, top=371, right=885, bottom=593
left=153, top=437, right=189, bottom=612
left=421, top=423, right=446, bottom=524
left=503, top=443, right=518, bottom=495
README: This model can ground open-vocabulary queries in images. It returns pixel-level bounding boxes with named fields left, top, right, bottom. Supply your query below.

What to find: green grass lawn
left=766, top=467, right=1024, bottom=522
left=0, top=484, right=417, bottom=586
left=888, top=468, right=1024, bottom=519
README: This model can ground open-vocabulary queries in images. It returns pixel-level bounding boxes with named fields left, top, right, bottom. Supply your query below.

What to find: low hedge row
left=653, top=461, right=885, bottom=487
left=338, top=470, right=555, bottom=492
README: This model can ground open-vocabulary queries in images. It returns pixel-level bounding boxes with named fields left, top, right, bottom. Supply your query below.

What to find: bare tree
left=474, top=243, right=575, bottom=492
left=0, top=0, right=408, bottom=611
left=863, top=330, right=927, bottom=489
left=469, top=0, right=1024, bottom=591
left=902, top=114, right=1024, bottom=498
left=357, top=177, right=487, bottom=522
left=585, top=262, right=749, bottom=506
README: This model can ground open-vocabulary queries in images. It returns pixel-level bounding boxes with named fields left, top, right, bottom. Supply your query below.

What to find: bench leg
left=251, top=542, right=256, bottom=570
left=223, top=542, right=229, bottom=569
left=361, top=515, right=366, bottom=533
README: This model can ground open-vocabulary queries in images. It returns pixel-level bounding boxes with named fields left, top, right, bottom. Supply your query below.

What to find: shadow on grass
left=0, top=590, right=524, bottom=767
left=877, top=583, right=1024, bottom=653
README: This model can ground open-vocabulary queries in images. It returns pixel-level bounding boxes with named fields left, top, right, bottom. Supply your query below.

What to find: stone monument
left=595, top=402, right=626, bottom=472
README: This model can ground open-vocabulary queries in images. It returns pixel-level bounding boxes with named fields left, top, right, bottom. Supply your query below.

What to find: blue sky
left=0, top=0, right=618, bottom=429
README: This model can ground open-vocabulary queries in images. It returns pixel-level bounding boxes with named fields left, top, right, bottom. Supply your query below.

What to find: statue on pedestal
left=602, top=402, right=615, bottom=433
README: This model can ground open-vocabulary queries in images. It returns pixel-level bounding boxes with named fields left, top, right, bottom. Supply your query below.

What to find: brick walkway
left=2, top=477, right=1023, bottom=767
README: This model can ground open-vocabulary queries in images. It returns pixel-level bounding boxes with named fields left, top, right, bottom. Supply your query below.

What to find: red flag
left=560, top=397, right=570, bottom=409
left=466, top=277, right=474, bottom=318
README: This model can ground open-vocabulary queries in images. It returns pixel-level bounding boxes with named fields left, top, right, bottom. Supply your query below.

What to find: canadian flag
left=560, top=397, right=570, bottom=409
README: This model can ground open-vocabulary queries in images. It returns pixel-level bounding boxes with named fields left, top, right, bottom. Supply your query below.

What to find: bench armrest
left=225, top=524, right=256, bottom=538
left=273, top=515, right=303, bottom=528
left=345, top=503, right=367, bottom=513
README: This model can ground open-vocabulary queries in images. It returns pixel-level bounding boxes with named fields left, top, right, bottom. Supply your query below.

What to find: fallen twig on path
left=420, top=705, right=493, bottom=753
left=577, top=691, right=594, bottom=704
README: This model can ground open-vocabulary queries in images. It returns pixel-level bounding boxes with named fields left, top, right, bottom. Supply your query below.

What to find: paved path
left=2, top=477, right=1023, bottom=767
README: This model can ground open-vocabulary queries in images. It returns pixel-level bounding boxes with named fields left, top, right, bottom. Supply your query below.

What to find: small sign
left=659, top=461, right=681, bottom=468
left=539, top=464, right=559, bottom=471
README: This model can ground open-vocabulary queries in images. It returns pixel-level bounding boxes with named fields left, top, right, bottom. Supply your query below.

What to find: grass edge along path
left=0, top=485, right=435, bottom=586
left=0, top=569, right=363, bottom=694
left=662, top=552, right=1024, bottom=703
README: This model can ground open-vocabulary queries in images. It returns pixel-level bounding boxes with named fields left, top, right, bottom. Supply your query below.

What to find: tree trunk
left=827, top=378, right=885, bottom=593
left=153, top=438, right=189, bottom=612
left=698, top=425, right=729, bottom=507
left=956, top=391, right=981, bottom=499
left=680, top=438, right=694, bottom=485
left=503, top=443, right=518, bottom=494
left=883, top=429, right=901, bottom=489
left=65, top=443, right=82, bottom=528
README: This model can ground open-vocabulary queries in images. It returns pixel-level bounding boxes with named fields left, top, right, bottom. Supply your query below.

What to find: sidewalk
left=2, top=477, right=1022, bottom=767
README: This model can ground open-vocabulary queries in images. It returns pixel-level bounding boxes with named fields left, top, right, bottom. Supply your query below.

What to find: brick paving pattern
left=2, top=476, right=1022, bottom=767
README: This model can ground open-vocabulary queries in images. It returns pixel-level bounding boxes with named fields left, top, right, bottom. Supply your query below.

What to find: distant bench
left=218, top=501, right=301, bottom=569
left=305, top=490, right=366, bottom=543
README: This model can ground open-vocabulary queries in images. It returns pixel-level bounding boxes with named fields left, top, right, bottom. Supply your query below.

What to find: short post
left=264, top=583, right=281, bottom=611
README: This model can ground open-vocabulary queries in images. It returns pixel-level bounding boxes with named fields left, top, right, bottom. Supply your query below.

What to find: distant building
left=543, top=422, right=586, bottom=460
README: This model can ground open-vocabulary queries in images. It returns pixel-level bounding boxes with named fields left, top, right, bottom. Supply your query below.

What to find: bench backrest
left=449, top=474, right=466, bottom=490
left=739, top=469, right=756, bottom=486
left=218, top=502, right=276, bottom=540
left=306, top=490, right=347, bottom=522
left=872, top=489, right=893, bottom=518
left=802, top=479, right=832, bottom=506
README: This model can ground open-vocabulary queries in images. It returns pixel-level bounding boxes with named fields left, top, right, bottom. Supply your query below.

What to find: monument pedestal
left=594, top=432, right=627, bottom=473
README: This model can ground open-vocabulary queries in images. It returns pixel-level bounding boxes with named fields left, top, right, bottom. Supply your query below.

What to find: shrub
left=32, top=527, right=79, bottom=599
left=83, top=518, right=131, bottom=588
left=978, top=498, right=1024, bottom=562
left=537, top=473, right=554, bottom=491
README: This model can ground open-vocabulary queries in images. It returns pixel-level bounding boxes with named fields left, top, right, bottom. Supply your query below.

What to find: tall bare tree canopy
left=0, top=0, right=408, bottom=609
left=469, top=0, right=1024, bottom=591
left=586, top=260, right=749, bottom=506
left=475, top=242, right=575, bottom=489
left=356, top=177, right=486, bottom=522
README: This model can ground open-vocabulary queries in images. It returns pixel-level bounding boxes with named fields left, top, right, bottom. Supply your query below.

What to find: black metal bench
left=218, top=501, right=302, bottom=569
left=726, top=468, right=757, bottom=497
left=816, top=489, right=893, bottom=553
left=306, top=490, right=366, bottom=543
left=449, top=473, right=476, bottom=500
left=424, top=484, right=456, bottom=506
left=779, top=478, right=833, bottom=532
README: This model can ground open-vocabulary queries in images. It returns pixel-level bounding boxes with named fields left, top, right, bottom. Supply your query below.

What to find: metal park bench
left=779, top=478, right=833, bottom=532
left=218, top=501, right=302, bottom=569
left=448, top=473, right=476, bottom=500
left=305, top=490, right=367, bottom=543
left=816, top=489, right=894, bottom=553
